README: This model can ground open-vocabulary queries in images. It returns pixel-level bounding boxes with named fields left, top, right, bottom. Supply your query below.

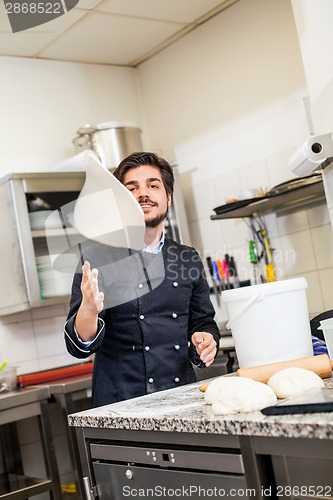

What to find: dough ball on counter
left=204, top=376, right=277, bottom=415
left=267, top=367, right=324, bottom=399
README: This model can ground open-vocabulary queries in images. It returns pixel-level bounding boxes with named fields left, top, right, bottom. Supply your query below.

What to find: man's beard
left=145, top=207, right=169, bottom=228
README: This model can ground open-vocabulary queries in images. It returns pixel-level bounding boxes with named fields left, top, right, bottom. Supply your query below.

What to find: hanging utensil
left=206, top=257, right=221, bottom=306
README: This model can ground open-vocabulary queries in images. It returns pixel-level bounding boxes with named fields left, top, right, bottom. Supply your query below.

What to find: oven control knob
left=125, top=469, right=133, bottom=480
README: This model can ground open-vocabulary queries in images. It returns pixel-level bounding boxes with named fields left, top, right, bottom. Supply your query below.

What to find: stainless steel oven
left=87, top=441, right=249, bottom=499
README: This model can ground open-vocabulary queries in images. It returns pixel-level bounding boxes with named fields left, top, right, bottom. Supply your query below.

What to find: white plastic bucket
left=222, top=277, right=313, bottom=368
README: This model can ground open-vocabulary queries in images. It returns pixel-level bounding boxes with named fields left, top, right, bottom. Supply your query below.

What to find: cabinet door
left=272, top=455, right=333, bottom=500
left=253, top=436, right=333, bottom=500
left=0, top=179, right=30, bottom=313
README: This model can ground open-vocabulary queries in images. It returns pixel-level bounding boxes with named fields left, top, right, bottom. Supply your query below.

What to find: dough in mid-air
left=204, top=376, right=277, bottom=415
left=267, top=367, right=324, bottom=399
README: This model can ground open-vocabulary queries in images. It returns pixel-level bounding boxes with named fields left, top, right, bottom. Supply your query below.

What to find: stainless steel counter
left=0, top=375, right=92, bottom=499
left=39, top=374, right=92, bottom=499
left=0, top=385, right=50, bottom=416
left=43, top=373, right=92, bottom=397
left=0, top=386, right=62, bottom=499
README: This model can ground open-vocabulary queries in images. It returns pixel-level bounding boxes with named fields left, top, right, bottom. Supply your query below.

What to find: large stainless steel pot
left=73, top=121, right=143, bottom=170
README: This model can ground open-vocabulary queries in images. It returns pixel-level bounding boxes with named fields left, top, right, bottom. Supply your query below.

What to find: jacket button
left=139, top=314, right=145, bottom=320
left=174, top=344, right=180, bottom=350
left=148, top=378, right=154, bottom=383
left=172, top=312, right=177, bottom=318
left=145, top=346, right=150, bottom=351
left=173, top=282, right=178, bottom=287
left=138, top=283, right=143, bottom=288
left=174, top=377, right=180, bottom=383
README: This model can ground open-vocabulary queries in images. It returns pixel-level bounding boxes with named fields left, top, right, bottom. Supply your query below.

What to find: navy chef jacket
left=64, top=238, right=220, bottom=407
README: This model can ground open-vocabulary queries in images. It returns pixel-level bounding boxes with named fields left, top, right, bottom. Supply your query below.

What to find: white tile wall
left=212, top=169, right=242, bottom=206
left=195, top=217, right=225, bottom=259
left=238, top=158, right=270, bottom=195
left=0, top=304, right=84, bottom=377
left=187, top=219, right=202, bottom=251
left=0, top=319, right=38, bottom=374
left=229, top=244, right=253, bottom=283
left=269, top=236, right=287, bottom=281
left=311, top=225, right=333, bottom=269
left=217, top=218, right=250, bottom=249
left=277, top=209, right=309, bottom=235
left=266, top=147, right=298, bottom=188
left=33, top=315, right=69, bottom=359
left=20, top=438, right=46, bottom=478
left=274, top=230, right=316, bottom=275
left=261, top=213, right=280, bottom=238
left=17, top=415, right=41, bottom=445
left=323, top=162, right=333, bottom=210
left=319, top=268, right=333, bottom=311
left=298, top=271, right=325, bottom=316
left=190, top=178, right=219, bottom=220
left=307, top=203, right=332, bottom=227
left=182, top=185, right=198, bottom=223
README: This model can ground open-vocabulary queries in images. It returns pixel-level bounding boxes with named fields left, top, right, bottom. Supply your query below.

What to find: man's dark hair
left=113, top=152, right=174, bottom=198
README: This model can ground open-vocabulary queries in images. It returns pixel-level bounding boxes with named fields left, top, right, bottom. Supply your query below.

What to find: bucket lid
left=221, top=277, right=308, bottom=302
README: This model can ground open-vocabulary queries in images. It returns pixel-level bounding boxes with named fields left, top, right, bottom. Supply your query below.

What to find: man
left=64, top=152, right=220, bottom=407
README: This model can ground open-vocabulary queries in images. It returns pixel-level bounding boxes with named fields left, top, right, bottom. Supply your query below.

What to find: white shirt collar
left=143, top=231, right=165, bottom=254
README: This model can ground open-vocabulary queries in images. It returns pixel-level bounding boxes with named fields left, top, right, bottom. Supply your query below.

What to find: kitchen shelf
left=0, top=386, right=62, bottom=500
left=31, top=227, right=78, bottom=238
left=0, top=473, right=52, bottom=499
left=211, top=179, right=326, bottom=220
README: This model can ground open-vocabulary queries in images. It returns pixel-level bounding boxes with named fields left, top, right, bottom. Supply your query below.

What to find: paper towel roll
left=289, top=145, right=321, bottom=177
left=289, top=133, right=333, bottom=177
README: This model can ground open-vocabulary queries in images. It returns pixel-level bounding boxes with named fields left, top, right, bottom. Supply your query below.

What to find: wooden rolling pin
left=199, top=354, right=333, bottom=391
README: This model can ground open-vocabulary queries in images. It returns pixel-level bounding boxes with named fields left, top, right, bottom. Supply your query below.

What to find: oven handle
left=83, top=476, right=96, bottom=500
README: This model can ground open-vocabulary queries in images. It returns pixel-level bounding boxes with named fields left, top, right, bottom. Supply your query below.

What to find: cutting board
left=261, top=387, right=333, bottom=415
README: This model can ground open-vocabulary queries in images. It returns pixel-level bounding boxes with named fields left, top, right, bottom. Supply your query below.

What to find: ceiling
left=0, top=0, right=239, bottom=67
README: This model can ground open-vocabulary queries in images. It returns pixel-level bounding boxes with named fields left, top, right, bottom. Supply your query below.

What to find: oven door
left=93, top=461, right=248, bottom=499
left=90, top=440, right=248, bottom=499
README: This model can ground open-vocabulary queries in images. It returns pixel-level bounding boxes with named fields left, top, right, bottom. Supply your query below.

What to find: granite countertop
left=68, top=376, right=333, bottom=441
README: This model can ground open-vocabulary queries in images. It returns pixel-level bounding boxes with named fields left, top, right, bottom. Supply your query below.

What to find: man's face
left=123, top=165, right=171, bottom=228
